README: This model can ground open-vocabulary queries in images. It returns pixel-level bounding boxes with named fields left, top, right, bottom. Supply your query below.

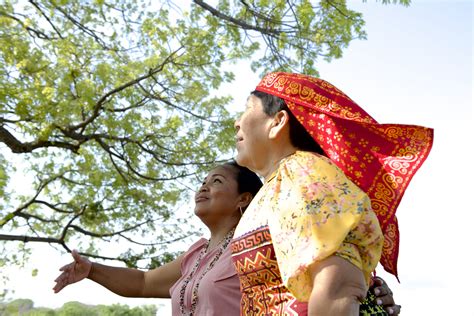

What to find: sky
left=2, top=1, right=473, bottom=315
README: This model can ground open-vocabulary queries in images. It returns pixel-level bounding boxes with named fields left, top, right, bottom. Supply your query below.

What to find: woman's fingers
left=52, top=283, right=62, bottom=293
left=71, top=249, right=82, bottom=262
left=53, top=280, right=68, bottom=293
left=386, top=304, right=401, bottom=315
left=373, top=285, right=395, bottom=305
left=59, top=262, right=74, bottom=272
left=54, top=250, right=90, bottom=294
left=54, top=250, right=92, bottom=294
left=372, top=276, right=385, bottom=287
left=54, top=270, right=69, bottom=283
left=53, top=272, right=70, bottom=293
left=53, top=274, right=63, bottom=283
left=376, top=294, right=395, bottom=307
left=371, top=277, right=401, bottom=315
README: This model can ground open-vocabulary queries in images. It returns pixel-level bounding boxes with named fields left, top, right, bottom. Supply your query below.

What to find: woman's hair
left=250, top=90, right=325, bottom=155
left=222, top=160, right=262, bottom=198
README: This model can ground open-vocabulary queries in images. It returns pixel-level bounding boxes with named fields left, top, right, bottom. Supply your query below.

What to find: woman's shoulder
left=285, top=150, right=333, bottom=167
left=278, top=150, right=340, bottom=180
left=186, top=237, right=208, bottom=253
left=180, top=238, right=207, bottom=267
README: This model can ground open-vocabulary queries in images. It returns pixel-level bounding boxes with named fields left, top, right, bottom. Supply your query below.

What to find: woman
left=232, top=72, right=433, bottom=315
left=53, top=161, right=400, bottom=315
left=53, top=161, right=262, bottom=315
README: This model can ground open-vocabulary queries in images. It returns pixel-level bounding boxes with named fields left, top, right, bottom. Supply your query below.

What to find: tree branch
left=68, top=218, right=153, bottom=238
left=193, top=0, right=281, bottom=35
left=0, top=173, right=66, bottom=228
left=0, top=11, right=53, bottom=39
left=0, top=234, right=63, bottom=244
left=118, top=233, right=190, bottom=246
left=138, top=83, right=221, bottom=123
left=67, top=48, right=183, bottom=132
left=28, top=0, right=64, bottom=39
left=0, top=125, right=80, bottom=153
left=16, top=212, right=60, bottom=223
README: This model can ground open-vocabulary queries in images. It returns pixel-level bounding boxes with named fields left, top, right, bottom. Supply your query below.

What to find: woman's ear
left=238, top=192, right=253, bottom=209
left=269, top=110, right=290, bottom=139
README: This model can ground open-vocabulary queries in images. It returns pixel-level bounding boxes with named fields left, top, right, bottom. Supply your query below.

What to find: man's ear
left=269, top=110, right=290, bottom=139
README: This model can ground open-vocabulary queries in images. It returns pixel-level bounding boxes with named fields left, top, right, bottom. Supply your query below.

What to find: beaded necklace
left=179, top=228, right=235, bottom=316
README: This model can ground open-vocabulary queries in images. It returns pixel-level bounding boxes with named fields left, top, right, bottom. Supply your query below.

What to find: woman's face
left=234, top=95, right=273, bottom=171
left=194, top=166, right=241, bottom=221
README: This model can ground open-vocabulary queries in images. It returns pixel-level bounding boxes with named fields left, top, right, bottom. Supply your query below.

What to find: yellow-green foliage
left=0, top=0, right=409, bottom=270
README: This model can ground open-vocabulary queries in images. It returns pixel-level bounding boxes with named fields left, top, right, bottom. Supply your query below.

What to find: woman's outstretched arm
left=53, top=249, right=183, bottom=298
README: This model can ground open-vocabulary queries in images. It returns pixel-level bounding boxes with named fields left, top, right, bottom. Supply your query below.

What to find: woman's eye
left=213, top=178, right=222, bottom=183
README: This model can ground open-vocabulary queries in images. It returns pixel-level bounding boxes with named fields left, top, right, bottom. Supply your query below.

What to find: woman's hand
left=371, top=276, right=401, bottom=315
left=53, top=249, right=92, bottom=293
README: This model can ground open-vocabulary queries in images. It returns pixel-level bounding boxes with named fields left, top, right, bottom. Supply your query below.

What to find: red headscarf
left=255, top=72, right=433, bottom=279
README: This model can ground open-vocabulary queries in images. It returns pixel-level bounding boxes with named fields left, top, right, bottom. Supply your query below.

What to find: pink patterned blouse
left=170, top=238, right=241, bottom=315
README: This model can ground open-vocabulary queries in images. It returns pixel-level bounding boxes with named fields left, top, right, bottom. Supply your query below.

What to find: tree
left=0, top=298, right=157, bottom=315
left=0, top=0, right=410, bottom=271
left=0, top=298, right=35, bottom=315
left=96, top=303, right=157, bottom=316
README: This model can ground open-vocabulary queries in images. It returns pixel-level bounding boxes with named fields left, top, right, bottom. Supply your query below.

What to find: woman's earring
left=239, top=206, right=243, bottom=216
